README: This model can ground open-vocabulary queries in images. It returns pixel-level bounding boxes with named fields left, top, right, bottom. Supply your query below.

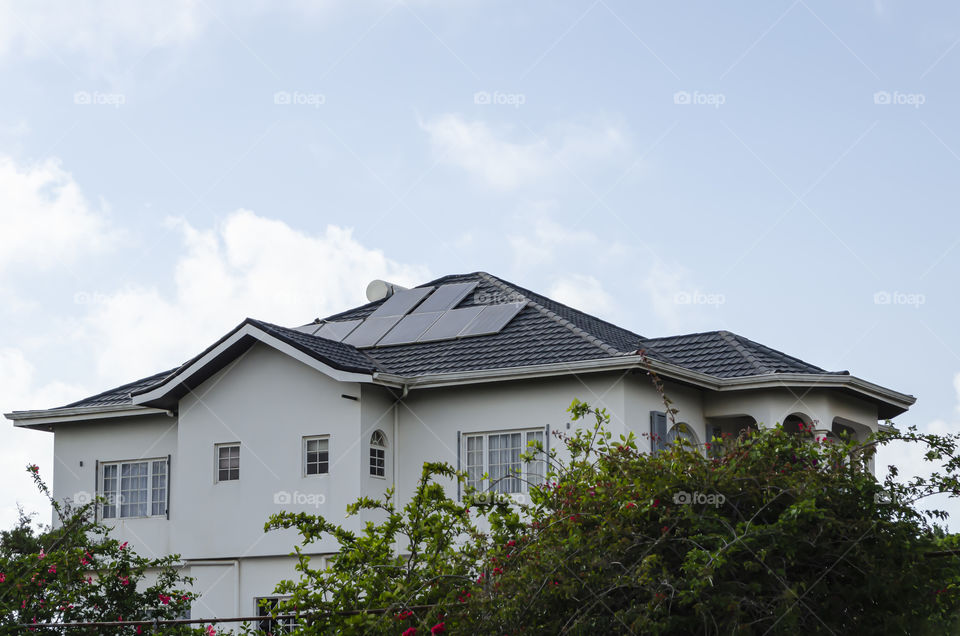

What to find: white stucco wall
left=52, top=413, right=178, bottom=557
left=172, top=343, right=364, bottom=560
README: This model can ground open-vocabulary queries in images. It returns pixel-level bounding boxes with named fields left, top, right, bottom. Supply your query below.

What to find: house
left=5, top=271, right=915, bottom=626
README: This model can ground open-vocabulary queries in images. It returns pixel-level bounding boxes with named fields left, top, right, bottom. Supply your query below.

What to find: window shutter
left=166, top=454, right=172, bottom=520
left=94, top=459, right=100, bottom=522
left=545, top=424, right=550, bottom=458
left=650, top=411, right=667, bottom=453
left=456, top=431, right=461, bottom=501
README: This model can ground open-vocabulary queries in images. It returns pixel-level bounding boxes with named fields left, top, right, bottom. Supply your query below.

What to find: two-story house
left=5, top=271, right=915, bottom=625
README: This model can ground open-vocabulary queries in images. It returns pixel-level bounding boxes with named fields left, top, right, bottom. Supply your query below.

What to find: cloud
left=420, top=114, right=626, bottom=190
left=548, top=275, right=615, bottom=320
left=0, top=155, right=116, bottom=273
left=508, top=213, right=614, bottom=268
left=0, top=348, right=88, bottom=529
left=0, top=0, right=209, bottom=64
left=78, top=210, right=430, bottom=384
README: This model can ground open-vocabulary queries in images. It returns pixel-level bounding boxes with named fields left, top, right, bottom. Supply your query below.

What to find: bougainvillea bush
left=0, top=466, right=210, bottom=635
left=264, top=397, right=960, bottom=635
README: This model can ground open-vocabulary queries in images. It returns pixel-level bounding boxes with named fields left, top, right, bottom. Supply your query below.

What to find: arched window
left=666, top=422, right=699, bottom=448
left=782, top=413, right=812, bottom=434
left=369, top=430, right=387, bottom=478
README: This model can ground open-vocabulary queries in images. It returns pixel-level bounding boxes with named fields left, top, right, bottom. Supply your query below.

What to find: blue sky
left=2, top=0, right=960, bottom=527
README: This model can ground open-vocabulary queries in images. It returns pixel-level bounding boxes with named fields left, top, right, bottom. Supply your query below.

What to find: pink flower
left=431, top=623, right=446, bottom=634
left=206, top=626, right=216, bottom=636
left=37, top=550, right=45, bottom=560
left=120, top=576, right=130, bottom=586
left=120, top=542, right=128, bottom=550
left=402, top=629, right=417, bottom=636
left=625, top=502, right=636, bottom=509
left=47, top=565, right=56, bottom=574
left=0, top=573, right=5, bottom=582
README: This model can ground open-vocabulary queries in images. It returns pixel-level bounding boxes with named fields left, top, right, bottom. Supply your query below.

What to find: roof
left=49, top=272, right=868, bottom=411
left=639, top=330, right=847, bottom=379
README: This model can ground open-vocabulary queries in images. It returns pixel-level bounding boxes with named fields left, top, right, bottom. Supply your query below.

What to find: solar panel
left=417, top=306, right=484, bottom=342
left=369, top=286, right=434, bottom=318
left=413, top=282, right=478, bottom=314
left=459, top=302, right=526, bottom=337
left=314, top=319, right=362, bottom=342
left=377, top=312, right=444, bottom=346
left=294, top=323, right=322, bottom=335
left=342, top=316, right=402, bottom=348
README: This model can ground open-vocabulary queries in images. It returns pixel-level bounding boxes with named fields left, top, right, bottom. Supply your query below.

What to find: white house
left=5, top=271, right=915, bottom=629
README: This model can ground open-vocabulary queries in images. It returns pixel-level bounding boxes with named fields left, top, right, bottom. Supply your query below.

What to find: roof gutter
left=5, top=405, right=170, bottom=430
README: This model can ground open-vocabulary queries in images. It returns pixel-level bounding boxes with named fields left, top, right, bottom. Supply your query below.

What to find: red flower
left=402, top=628, right=417, bottom=636
left=652, top=499, right=659, bottom=508
left=625, top=502, right=636, bottom=509
left=431, top=622, right=446, bottom=634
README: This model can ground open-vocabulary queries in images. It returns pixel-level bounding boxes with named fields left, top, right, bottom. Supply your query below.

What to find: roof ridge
left=717, top=330, right=771, bottom=374
left=477, top=272, right=622, bottom=357
left=727, top=331, right=828, bottom=373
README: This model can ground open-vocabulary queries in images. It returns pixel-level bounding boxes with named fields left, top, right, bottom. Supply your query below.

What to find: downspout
left=394, top=384, right=408, bottom=492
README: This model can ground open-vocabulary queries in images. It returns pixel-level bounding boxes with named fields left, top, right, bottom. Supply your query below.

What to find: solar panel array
left=311, top=282, right=527, bottom=349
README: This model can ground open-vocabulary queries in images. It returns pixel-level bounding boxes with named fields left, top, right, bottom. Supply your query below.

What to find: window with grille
left=369, top=430, right=386, bottom=478
left=100, top=459, right=167, bottom=519
left=303, top=437, right=329, bottom=476
left=216, top=444, right=240, bottom=482
left=463, top=429, right=546, bottom=494
left=256, top=597, right=297, bottom=634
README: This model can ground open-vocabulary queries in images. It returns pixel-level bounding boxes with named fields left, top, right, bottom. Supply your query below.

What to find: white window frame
left=215, top=443, right=241, bottom=483
left=255, top=596, right=297, bottom=634
left=302, top=436, right=330, bottom=477
left=369, top=430, right=387, bottom=479
left=99, top=458, right=167, bottom=519
left=462, top=428, right=546, bottom=495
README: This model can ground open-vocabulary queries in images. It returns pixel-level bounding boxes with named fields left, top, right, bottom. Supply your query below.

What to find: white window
left=464, top=429, right=546, bottom=494
left=216, top=443, right=240, bottom=482
left=100, top=459, right=167, bottom=519
left=256, top=597, right=297, bottom=634
left=369, top=430, right=386, bottom=478
left=303, top=437, right=329, bottom=476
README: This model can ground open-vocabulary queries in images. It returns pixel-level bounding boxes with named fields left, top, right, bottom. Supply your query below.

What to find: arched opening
left=369, top=430, right=387, bottom=478
left=782, top=412, right=812, bottom=434
left=667, top=422, right=700, bottom=448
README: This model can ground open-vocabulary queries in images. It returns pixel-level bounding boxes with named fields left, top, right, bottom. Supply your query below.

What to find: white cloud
left=420, top=114, right=626, bottom=190
left=79, top=209, right=430, bottom=384
left=548, top=275, right=615, bottom=319
left=508, top=213, right=610, bottom=268
left=0, top=348, right=88, bottom=529
left=0, top=155, right=115, bottom=273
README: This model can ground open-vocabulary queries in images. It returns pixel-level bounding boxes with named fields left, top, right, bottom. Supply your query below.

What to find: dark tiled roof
left=61, top=368, right=176, bottom=409
left=59, top=273, right=841, bottom=411
left=640, top=330, right=845, bottom=379
left=248, top=319, right=379, bottom=374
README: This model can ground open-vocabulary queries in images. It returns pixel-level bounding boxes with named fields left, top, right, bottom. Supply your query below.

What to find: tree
left=260, top=399, right=960, bottom=635
left=0, top=465, right=211, bottom=635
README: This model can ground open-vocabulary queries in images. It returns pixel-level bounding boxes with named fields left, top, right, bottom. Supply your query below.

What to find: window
left=369, top=430, right=386, bottom=478
left=463, top=429, right=545, bottom=494
left=216, top=444, right=240, bottom=482
left=100, top=459, right=167, bottom=519
left=666, top=422, right=699, bottom=448
left=303, top=437, right=329, bottom=476
left=256, top=597, right=297, bottom=634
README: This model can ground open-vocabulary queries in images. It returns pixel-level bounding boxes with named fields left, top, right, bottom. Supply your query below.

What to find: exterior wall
left=172, top=343, right=363, bottom=560
left=624, top=375, right=706, bottom=451
left=52, top=413, right=178, bottom=557
left=703, top=388, right=879, bottom=435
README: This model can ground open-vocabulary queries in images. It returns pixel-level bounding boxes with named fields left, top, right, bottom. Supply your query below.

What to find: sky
left=1, top=0, right=960, bottom=528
